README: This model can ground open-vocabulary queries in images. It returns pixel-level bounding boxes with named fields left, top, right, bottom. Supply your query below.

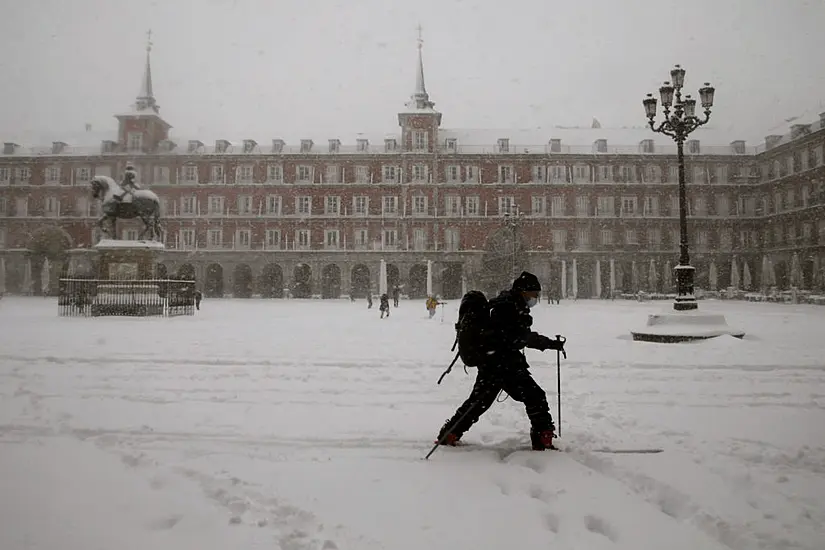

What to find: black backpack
left=437, top=290, right=493, bottom=384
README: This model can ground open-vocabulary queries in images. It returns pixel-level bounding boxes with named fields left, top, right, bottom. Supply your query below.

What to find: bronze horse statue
left=90, top=175, right=163, bottom=241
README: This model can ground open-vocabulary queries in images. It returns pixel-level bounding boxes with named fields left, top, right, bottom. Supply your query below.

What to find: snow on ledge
left=94, top=239, right=165, bottom=250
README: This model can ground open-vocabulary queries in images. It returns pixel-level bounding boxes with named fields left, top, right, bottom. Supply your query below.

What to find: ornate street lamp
left=642, top=64, right=715, bottom=311
left=631, top=65, right=743, bottom=342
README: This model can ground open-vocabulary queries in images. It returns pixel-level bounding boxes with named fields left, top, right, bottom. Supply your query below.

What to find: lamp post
left=503, top=204, right=525, bottom=281
left=643, top=64, right=715, bottom=311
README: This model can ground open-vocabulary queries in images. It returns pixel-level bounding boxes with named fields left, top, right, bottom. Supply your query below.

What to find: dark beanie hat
left=512, top=271, right=541, bottom=292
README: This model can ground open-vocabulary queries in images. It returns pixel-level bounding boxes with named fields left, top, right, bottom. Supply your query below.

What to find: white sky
left=1, top=0, right=823, bottom=145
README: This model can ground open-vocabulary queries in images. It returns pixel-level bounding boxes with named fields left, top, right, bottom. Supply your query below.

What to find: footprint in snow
left=583, top=514, right=618, bottom=542
left=528, top=484, right=556, bottom=503
left=545, top=513, right=560, bottom=533
left=147, top=514, right=183, bottom=530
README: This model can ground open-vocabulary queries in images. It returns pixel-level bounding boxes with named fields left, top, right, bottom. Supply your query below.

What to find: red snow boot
left=436, top=432, right=460, bottom=446
left=531, top=429, right=556, bottom=451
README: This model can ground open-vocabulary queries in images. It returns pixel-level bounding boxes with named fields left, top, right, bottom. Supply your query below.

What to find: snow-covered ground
left=1, top=297, right=823, bottom=550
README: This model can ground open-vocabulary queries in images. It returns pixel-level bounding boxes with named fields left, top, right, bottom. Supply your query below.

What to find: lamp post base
left=673, top=298, right=698, bottom=311
left=631, top=309, right=745, bottom=343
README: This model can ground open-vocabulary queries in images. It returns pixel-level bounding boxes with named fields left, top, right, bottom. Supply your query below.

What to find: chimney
left=764, top=135, right=783, bottom=150
left=820, top=112, right=825, bottom=127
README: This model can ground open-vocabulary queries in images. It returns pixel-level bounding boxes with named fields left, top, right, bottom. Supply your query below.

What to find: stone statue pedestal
left=93, top=239, right=165, bottom=279
left=66, top=248, right=100, bottom=278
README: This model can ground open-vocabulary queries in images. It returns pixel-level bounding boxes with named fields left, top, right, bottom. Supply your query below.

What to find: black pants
left=440, top=363, right=554, bottom=438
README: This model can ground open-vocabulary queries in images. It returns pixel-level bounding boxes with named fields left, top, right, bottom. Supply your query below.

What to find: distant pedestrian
left=380, top=293, right=391, bottom=318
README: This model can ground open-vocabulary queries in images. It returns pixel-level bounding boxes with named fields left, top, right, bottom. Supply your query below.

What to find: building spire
left=136, top=29, right=158, bottom=113
left=407, top=25, right=435, bottom=110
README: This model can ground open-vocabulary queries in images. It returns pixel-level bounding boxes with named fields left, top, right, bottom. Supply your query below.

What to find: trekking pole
left=555, top=335, right=566, bottom=437
left=424, top=400, right=480, bottom=460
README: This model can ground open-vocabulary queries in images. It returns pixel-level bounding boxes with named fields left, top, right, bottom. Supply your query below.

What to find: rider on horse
left=113, top=164, right=141, bottom=203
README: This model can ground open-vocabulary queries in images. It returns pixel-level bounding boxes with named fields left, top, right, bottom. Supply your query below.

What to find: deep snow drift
left=1, top=297, right=823, bottom=550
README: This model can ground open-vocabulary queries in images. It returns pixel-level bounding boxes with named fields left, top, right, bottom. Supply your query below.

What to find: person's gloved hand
left=546, top=338, right=565, bottom=352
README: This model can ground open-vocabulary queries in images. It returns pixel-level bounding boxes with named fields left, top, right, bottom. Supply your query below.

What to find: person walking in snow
left=392, top=285, right=401, bottom=307
left=379, top=293, right=390, bottom=318
left=435, top=271, right=566, bottom=451
left=426, top=295, right=439, bottom=319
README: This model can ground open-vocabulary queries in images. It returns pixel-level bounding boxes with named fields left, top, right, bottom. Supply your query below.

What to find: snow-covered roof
left=2, top=128, right=118, bottom=157
left=167, top=132, right=405, bottom=155
left=3, top=113, right=822, bottom=158
left=438, top=125, right=754, bottom=156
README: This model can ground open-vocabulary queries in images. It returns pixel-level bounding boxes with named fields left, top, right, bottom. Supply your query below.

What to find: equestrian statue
left=90, top=165, right=163, bottom=241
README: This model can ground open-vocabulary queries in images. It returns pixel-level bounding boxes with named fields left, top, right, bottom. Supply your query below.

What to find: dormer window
left=328, top=139, right=341, bottom=154
left=300, top=139, right=314, bottom=153
left=445, top=138, right=457, bottom=152
left=594, top=139, right=607, bottom=154
left=687, top=140, right=700, bottom=154
left=764, top=135, right=782, bottom=150
left=271, top=139, right=285, bottom=154
left=497, top=138, right=510, bottom=153
left=730, top=140, right=746, bottom=155
left=639, top=139, right=655, bottom=154
left=100, top=140, right=117, bottom=154
left=242, top=139, right=257, bottom=153
left=52, top=141, right=68, bottom=154
left=158, top=139, right=177, bottom=153
left=549, top=139, right=562, bottom=153
left=357, top=139, right=369, bottom=152
left=187, top=140, right=204, bottom=154
left=790, top=124, right=811, bottom=139
left=215, top=139, right=231, bottom=154
left=384, top=138, right=397, bottom=153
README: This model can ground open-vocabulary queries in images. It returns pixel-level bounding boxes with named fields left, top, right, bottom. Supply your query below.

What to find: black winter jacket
left=484, top=290, right=550, bottom=366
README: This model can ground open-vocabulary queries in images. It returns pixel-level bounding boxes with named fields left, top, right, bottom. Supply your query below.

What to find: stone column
left=311, top=262, right=323, bottom=298
left=560, top=259, right=567, bottom=299
left=340, top=263, right=352, bottom=297
left=571, top=258, right=578, bottom=299
left=609, top=258, right=616, bottom=297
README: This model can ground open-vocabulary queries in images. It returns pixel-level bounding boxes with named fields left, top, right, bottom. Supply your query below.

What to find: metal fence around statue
left=58, top=278, right=196, bottom=317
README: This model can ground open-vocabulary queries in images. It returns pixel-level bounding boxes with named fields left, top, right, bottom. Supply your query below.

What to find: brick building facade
left=1, top=40, right=824, bottom=299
